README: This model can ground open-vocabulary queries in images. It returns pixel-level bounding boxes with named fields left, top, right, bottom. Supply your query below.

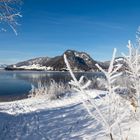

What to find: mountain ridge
left=6, top=50, right=124, bottom=71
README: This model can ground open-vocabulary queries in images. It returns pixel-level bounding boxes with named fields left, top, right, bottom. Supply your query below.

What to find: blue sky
left=0, top=0, right=140, bottom=64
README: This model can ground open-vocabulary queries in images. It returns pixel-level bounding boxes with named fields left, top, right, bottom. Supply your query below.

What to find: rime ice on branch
left=64, top=50, right=129, bottom=140
left=0, top=0, right=22, bottom=35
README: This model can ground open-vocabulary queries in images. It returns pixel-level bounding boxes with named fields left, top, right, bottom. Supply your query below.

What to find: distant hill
left=0, top=64, right=7, bottom=69
left=14, top=57, right=51, bottom=67
left=5, top=50, right=113, bottom=71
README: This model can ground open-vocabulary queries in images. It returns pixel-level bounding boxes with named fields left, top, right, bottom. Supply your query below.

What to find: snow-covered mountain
left=13, top=57, right=50, bottom=67
left=6, top=57, right=51, bottom=71
left=43, top=50, right=99, bottom=71
left=5, top=50, right=110, bottom=71
left=0, top=64, right=7, bottom=69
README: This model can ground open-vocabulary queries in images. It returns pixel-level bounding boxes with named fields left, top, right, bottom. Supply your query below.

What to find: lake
left=0, top=70, right=104, bottom=101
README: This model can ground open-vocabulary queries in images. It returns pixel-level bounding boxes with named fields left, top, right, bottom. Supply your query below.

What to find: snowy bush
left=96, top=77, right=107, bottom=90
left=64, top=48, right=132, bottom=140
left=122, top=40, right=140, bottom=113
left=28, top=80, right=72, bottom=100
left=87, top=77, right=107, bottom=90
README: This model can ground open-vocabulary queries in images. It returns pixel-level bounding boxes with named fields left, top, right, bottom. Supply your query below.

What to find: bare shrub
left=64, top=49, right=129, bottom=140
left=28, top=80, right=72, bottom=100
left=122, top=40, right=140, bottom=113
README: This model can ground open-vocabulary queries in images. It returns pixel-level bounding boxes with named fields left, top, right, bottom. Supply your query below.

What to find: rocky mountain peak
left=5, top=50, right=111, bottom=71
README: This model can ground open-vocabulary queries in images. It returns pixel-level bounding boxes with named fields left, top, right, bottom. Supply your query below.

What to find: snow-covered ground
left=13, top=64, right=52, bottom=71
left=0, top=90, right=139, bottom=140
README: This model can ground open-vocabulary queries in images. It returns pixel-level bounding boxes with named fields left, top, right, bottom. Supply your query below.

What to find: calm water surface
left=0, top=70, right=104, bottom=101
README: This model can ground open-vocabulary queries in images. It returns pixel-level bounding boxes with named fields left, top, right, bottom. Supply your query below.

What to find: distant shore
left=0, top=94, right=29, bottom=102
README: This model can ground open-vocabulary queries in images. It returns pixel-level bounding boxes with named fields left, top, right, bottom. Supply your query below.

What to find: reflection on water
left=0, top=70, right=104, bottom=101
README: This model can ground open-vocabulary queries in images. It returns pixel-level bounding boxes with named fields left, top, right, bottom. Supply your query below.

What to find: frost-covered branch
left=0, top=0, right=22, bottom=35
left=123, top=40, right=140, bottom=113
left=64, top=52, right=129, bottom=140
left=96, top=48, right=129, bottom=139
left=64, top=54, right=109, bottom=127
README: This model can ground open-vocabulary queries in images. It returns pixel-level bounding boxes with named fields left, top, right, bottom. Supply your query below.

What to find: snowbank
left=0, top=90, right=139, bottom=140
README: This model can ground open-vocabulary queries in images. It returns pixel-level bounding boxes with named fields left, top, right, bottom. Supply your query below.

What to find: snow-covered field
left=0, top=90, right=139, bottom=140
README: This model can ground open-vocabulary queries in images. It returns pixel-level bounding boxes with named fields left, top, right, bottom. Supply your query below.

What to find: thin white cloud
left=0, top=50, right=30, bottom=55
left=0, top=50, right=35, bottom=64
left=47, top=15, right=124, bottom=30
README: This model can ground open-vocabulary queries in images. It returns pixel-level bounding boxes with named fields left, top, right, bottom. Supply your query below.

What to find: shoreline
left=1, top=69, right=102, bottom=74
left=0, top=94, right=29, bottom=102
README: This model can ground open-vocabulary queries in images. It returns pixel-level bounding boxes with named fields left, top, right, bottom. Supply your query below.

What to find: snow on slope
left=0, top=64, right=7, bottom=69
left=0, top=90, right=104, bottom=114
left=17, top=64, right=53, bottom=71
left=0, top=90, right=139, bottom=140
